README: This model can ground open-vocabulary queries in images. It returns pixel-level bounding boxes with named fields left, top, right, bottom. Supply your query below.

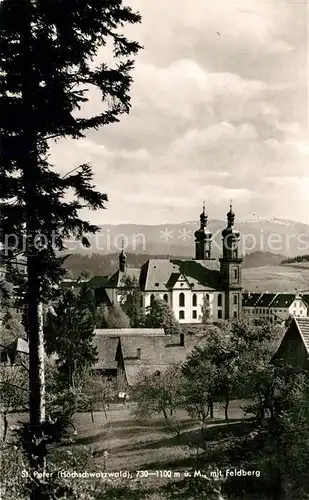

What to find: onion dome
left=195, top=203, right=212, bottom=240
left=222, top=202, right=240, bottom=238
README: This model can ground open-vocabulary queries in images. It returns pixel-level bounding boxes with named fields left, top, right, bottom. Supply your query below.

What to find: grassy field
left=242, top=265, right=309, bottom=292
left=7, top=402, right=262, bottom=499
left=70, top=401, right=248, bottom=473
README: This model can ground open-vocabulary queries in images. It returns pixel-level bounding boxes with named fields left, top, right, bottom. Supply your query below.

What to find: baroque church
left=102, top=203, right=243, bottom=324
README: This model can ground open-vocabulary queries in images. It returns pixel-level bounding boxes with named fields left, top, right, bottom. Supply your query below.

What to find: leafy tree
left=146, top=297, right=181, bottom=335
left=131, top=366, right=184, bottom=436
left=80, top=372, right=117, bottom=421
left=44, top=285, right=98, bottom=389
left=97, top=303, right=131, bottom=329
left=201, top=294, right=211, bottom=324
left=0, top=310, right=25, bottom=346
left=0, top=0, right=141, bottom=486
left=182, top=346, right=217, bottom=422
left=0, top=365, right=29, bottom=442
left=120, top=275, right=145, bottom=327
left=253, top=368, right=309, bottom=500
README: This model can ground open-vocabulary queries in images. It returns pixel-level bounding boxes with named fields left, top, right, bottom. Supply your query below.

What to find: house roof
left=5, top=338, right=29, bottom=355
left=255, top=293, right=277, bottom=307
left=104, top=268, right=141, bottom=289
left=270, top=294, right=296, bottom=308
left=119, top=334, right=208, bottom=385
left=88, top=276, right=109, bottom=289
left=139, top=259, right=221, bottom=292
left=294, top=317, right=309, bottom=354
left=94, top=328, right=165, bottom=336
left=301, top=294, right=309, bottom=307
left=242, top=293, right=262, bottom=307
left=92, top=335, right=119, bottom=370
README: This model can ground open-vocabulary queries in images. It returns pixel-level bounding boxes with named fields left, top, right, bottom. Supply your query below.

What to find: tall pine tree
left=0, top=0, right=141, bottom=492
left=45, top=284, right=98, bottom=390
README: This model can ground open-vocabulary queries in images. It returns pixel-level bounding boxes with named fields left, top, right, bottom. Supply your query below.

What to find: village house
left=242, top=292, right=308, bottom=324
left=272, top=316, right=309, bottom=370
left=97, top=203, right=244, bottom=324
left=93, top=328, right=208, bottom=386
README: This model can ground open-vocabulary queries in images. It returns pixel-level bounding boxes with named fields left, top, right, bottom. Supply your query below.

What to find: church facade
left=103, top=204, right=243, bottom=324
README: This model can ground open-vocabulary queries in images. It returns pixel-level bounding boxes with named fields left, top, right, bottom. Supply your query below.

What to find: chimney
left=179, top=333, right=185, bottom=347
left=136, top=348, right=141, bottom=359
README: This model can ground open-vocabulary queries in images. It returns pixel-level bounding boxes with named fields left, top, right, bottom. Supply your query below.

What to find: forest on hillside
left=63, top=251, right=287, bottom=279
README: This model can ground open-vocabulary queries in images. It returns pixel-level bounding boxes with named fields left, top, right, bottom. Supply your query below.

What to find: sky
left=50, top=0, right=308, bottom=226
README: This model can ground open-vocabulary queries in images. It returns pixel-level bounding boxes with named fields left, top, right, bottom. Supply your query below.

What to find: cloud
left=48, top=0, right=307, bottom=225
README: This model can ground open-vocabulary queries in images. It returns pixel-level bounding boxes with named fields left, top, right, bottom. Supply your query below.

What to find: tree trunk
left=209, top=399, right=214, bottom=419
left=20, top=5, right=46, bottom=498
left=224, top=393, right=229, bottom=421
left=103, top=403, right=108, bottom=419
left=162, top=408, right=169, bottom=424
left=2, top=412, right=8, bottom=442
left=90, top=408, right=94, bottom=423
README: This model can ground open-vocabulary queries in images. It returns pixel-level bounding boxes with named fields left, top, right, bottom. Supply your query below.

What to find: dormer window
left=155, top=282, right=159, bottom=286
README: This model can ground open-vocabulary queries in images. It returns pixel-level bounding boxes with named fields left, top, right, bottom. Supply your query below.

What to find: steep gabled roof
left=255, top=293, right=277, bottom=307
left=119, top=334, right=208, bottom=385
left=104, top=268, right=141, bottom=289
left=242, top=293, right=262, bottom=307
left=92, top=335, right=119, bottom=370
left=88, top=276, right=109, bottom=288
left=294, top=317, right=309, bottom=354
left=271, top=294, right=296, bottom=308
left=139, top=259, right=221, bottom=292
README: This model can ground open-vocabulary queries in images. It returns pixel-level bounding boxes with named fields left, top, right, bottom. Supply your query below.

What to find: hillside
left=64, top=218, right=309, bottom=257
left=64, top=251, right=287, bottom=280
left=242, top=265, right=309, bottom=293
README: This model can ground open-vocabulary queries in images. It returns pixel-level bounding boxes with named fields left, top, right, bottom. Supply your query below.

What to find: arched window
left=163, top=293, right=168, bottom=303
left=179, top=293, right=185, bottom=307
left=192, top=293, right=197, bottom=307
left=217, top=294, right=222, bottom=307
left=150, top=294, right=155, bottom=305
left=179, top=310, right=185, bottom=320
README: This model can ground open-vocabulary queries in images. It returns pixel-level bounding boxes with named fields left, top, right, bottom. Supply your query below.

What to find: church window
left=233, top=268, right=238, bottom=280
left=192, top=310, right=197, bottom=319
left=150, top=294, right=155, bottom=305
left=217, top=294, right=222, bottom=307
left=179, top=293, right=185, bottom=307
left=179, top=310, right=185, bottom=320
left=233, top=295, right=238, bottom=305
left=233, top=311, right=237, bottom=319
left=163, top=294, right=168, bottom=303
left=192, top=294, right=197, bottom=307
left=218, top=310, right=223, bottom=319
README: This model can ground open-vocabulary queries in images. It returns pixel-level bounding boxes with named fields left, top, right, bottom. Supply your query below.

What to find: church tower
left=194, top=202, right=212, bottom=260
left=219, top=202, right=243, bottom=321
left=119, top=241, right=127, bottom=272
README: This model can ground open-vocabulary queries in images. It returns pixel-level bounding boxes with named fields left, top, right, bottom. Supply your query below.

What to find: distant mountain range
left=65, top=218, right=309, bottom=258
